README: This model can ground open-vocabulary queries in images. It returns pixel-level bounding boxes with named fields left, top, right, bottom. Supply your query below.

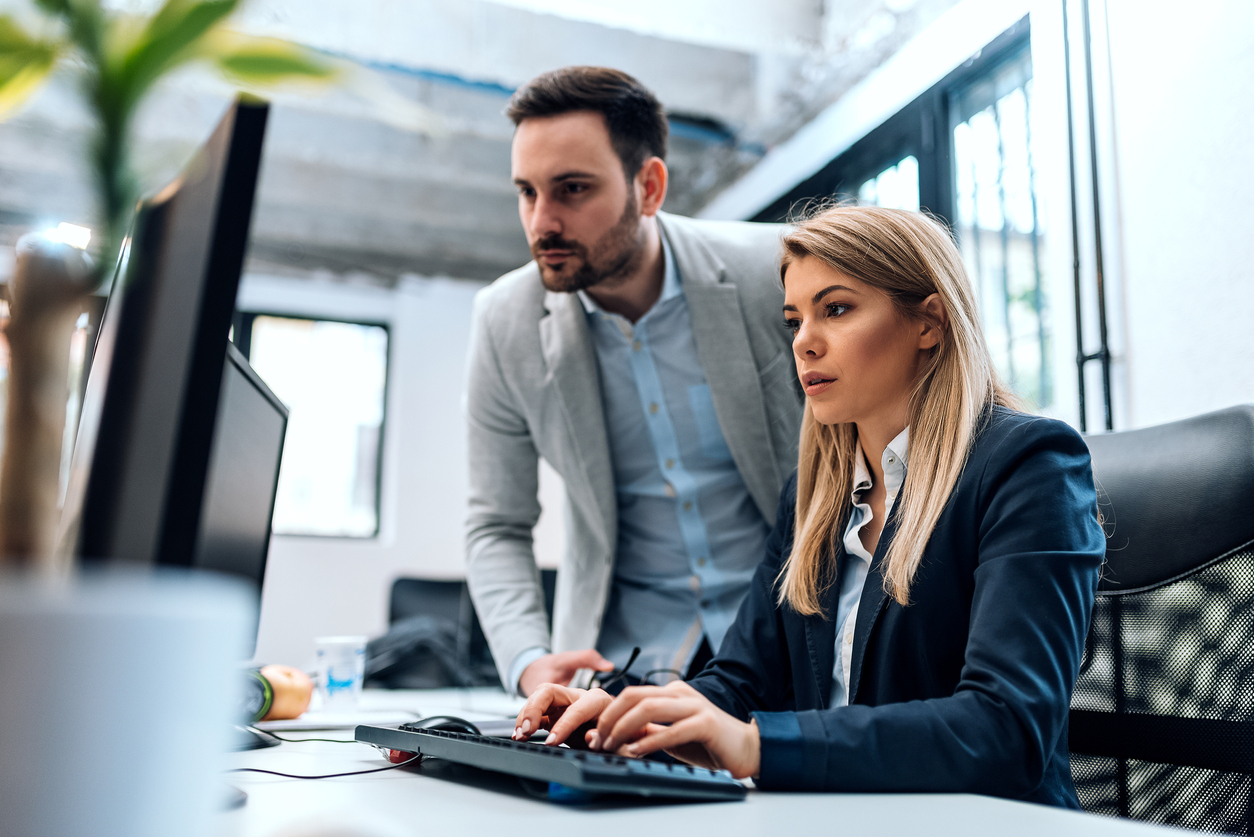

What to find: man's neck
left=582, top=216, right=663, bottom=323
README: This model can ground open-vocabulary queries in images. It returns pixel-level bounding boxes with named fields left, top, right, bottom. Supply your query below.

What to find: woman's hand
left=513, top=683, right=614, bottom=746
left=590, top=681, right=761, bottom=779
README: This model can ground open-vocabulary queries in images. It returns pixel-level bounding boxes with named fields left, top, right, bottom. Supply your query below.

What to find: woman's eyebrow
left=813, top=284, right=856, bottom=304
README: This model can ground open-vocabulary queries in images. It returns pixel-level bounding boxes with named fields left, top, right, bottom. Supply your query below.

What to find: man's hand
left=513, top=683, right=614, bottom=746
left=259, top=664, right=314, bottom=721
left=518, top=648, right=614, bottom=697
left=589, top=680, right=761, bottom=779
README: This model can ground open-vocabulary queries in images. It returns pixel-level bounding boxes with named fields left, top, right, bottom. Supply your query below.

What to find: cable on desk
left=227, top=752, right=421, bottom=780
left=245, top=726, right=357, bottom=744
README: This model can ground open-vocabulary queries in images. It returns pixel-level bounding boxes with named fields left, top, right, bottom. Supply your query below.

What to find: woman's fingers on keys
left=593, top=685, right=659, bottom=744
left=514, top=684, right=573, bottom=740
left=617, top=718, right=704, bottom=759
left=601, top=692, right=698, bottom=751
left=544, top=688, right=613, bottom=746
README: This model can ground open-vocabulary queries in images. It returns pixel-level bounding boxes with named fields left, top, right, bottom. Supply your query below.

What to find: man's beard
left=532, top=194, right=645, bottom=294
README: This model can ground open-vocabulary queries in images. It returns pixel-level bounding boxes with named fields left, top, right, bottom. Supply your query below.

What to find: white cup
left=0, top=569, right=251, bottom=837
left=315, top=635, right=367, bottom=711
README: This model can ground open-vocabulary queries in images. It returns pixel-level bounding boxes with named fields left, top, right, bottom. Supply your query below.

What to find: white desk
left=220, top=689, right=1173, bottom=837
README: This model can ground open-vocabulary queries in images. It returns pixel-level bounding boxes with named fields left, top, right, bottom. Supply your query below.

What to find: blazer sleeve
left=689, top=474, right=798, bottom=720
left=752, top=419, right=1105, bottom=797
left=463, top=290, right=552, bottom=688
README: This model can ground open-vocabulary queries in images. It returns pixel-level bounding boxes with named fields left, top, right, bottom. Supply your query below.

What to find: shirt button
left=633, top=339, right=642, bottom=351
left=683, top=501, right=692, bottom=511
left=665, top=458, right=674, bottom=469
left=700, top=599, right=711, bottom=608
left=649, top=402, right=659, bottom=414
left=697, top=556, right=707, bottom=567
left=689, top=575, right=701, bottom=592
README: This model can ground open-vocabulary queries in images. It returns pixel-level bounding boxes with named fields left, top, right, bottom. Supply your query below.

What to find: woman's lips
left=802, top=373, right=835, bottom=396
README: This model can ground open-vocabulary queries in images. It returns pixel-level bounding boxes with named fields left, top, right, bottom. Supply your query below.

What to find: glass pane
left=247, top=315, right=388, bottom=538
left=950, top=47, right=1051, bottom=409
left=857, top=155, right=920, bottom=212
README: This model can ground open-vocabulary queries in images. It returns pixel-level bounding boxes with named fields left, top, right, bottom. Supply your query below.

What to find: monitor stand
left=230, top=724, right=280, bottom=751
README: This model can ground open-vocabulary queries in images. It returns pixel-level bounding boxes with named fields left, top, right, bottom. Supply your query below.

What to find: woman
left=514, top=205, right=1104, bottom=808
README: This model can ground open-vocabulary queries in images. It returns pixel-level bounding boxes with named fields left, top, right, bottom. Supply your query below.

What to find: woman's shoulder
left=967, top=406, right=1092, bottom=489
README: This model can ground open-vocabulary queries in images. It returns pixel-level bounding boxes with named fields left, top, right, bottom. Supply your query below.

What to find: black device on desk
left=354, top=724, right=748, bottom=802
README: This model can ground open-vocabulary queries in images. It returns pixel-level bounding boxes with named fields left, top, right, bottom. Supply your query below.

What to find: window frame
left=230, top=309, right=392, bottom=540
left=751, top=17, right=1032, bottom=228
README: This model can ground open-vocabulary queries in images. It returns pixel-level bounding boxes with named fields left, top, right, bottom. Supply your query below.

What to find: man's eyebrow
left=553, top=171, right=597, bottom=182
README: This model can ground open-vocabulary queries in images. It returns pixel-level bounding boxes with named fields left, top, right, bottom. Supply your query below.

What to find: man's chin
left=538, top=264, right=594, bottom=294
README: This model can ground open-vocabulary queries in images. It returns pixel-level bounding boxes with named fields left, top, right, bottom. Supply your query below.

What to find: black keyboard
left=354, top=724, right=747, bottom=802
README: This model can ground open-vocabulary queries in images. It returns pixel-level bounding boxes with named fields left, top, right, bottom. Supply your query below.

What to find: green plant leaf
left=0, top=15, right=62, bottom=118
left=108, top=0, right=238, bottom=117
left=211, top=34, right=336, bottom=85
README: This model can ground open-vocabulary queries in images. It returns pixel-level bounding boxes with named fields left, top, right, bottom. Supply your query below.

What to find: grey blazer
left=464, top=212, right=804, bottom=686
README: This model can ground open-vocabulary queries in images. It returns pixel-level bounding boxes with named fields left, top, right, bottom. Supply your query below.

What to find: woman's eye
left=826, top=303, right=849, bottom=317
left=783, top=318, right=800, bottom=334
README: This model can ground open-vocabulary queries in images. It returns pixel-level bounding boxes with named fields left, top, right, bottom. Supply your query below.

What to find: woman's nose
left=793, top=322, right=824, bottom=358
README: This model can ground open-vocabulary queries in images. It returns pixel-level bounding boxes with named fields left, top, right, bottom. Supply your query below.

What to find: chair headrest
left=1084, top=404, right=1254, bottom=593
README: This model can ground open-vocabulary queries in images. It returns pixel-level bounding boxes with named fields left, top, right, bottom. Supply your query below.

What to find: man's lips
left=537, top=249, right=573, bottom=263
left=802, top=372, right=836, bottom=395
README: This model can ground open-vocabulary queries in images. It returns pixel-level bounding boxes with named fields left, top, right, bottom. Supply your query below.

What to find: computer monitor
left=59, top=98, right=270, bottom=569
left=197, top=341, right=288, bottom=655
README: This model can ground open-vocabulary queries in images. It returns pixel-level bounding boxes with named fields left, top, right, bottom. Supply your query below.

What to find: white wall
left=239, top=273, right=565, bottom=667
left=1099, top=0, right=1254, bottom=428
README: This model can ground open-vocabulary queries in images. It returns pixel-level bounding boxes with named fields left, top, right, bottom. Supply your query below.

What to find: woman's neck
left=856, top=410, right=910, bottom=490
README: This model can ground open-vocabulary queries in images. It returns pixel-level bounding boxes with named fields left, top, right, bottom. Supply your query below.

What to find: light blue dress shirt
left=830, top=428, right=909, bottom=708
left=507, top=238, right=770, bottom=692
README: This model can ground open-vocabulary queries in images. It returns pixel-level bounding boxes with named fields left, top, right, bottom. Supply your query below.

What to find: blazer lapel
left=847, top=509, right=902, bottom=703
left=802, top=546, right=845, bottom=708
left=538, top=291, right=616, bottom=553
left=660, top=214, right=781, bottom=522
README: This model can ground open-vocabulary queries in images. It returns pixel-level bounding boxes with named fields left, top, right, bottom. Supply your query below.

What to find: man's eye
left=565, top=182, right=587, bottom=194
left=518, top=187, right=535, bottom=198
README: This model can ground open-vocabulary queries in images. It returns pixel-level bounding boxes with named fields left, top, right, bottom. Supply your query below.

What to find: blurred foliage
left=0, top=0, right=338, bottom=286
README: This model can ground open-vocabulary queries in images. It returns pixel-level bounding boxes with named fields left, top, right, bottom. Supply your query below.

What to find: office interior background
left=0, top=0, right=1249, bottom=668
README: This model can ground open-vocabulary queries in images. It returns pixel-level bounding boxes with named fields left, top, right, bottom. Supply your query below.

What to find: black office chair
left=1070, top=404, right=1254, bottom=834
left=366, top=570, right=558, bottom=690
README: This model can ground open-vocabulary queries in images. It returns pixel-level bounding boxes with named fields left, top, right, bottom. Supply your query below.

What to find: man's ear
left=918, top=293, right=949, bottom=350
left=637, top=157, right=668, bottom=217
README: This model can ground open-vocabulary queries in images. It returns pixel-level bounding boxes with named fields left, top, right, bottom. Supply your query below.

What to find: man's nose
left=529, top=194, right=562, bottom=240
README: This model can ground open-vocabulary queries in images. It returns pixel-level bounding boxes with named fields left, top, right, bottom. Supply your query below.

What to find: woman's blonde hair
left=777, top=205, right=1023, bottom=614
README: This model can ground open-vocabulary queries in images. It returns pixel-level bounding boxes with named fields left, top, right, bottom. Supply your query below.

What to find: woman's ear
left=917, top=293, right=948, bottom=351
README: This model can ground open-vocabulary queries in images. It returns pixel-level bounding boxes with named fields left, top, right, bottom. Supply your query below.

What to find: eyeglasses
left=589, top=648, right=687, bottom=691
left=590, top=646, right=640, bottom=693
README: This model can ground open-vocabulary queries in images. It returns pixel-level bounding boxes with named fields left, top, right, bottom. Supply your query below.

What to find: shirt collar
left=850, top=426, right=910, bottom=501
left=577, top=234, right=680, bottom=316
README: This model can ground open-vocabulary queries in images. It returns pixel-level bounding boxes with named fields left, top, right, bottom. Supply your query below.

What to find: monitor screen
left=195, top=342, right=288, bottom=655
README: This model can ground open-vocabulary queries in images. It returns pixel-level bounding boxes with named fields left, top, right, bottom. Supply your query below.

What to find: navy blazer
left=690, top=407, right=1104, bottom=807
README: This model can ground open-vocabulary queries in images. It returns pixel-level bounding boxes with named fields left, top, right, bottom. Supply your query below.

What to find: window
left=232, top=313, right=389, bottom=538
left=753, top=20, right=1055, bottom=409
left=950, top=50, right=1051, bottom=408
left=858, top=156, right=920, bottom=212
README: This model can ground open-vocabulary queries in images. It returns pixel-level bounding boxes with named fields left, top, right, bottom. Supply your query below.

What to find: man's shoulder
left=475, top=261, right=546, bottom=323
left=661, top=211, right=786, bottom=273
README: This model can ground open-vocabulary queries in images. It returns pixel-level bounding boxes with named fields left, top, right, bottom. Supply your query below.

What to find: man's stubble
left=535, top=191, right=646, bottom=295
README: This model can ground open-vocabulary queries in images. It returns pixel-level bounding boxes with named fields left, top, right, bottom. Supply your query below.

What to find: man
left=465, top=66, right=803, bottom=698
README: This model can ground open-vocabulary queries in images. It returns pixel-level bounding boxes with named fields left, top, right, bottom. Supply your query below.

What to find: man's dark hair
left=506, top=66, right=668, bottom=179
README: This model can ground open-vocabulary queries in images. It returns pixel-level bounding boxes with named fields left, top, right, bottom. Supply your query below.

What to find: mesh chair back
left=1071, top=405, right=1254, bottom=833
